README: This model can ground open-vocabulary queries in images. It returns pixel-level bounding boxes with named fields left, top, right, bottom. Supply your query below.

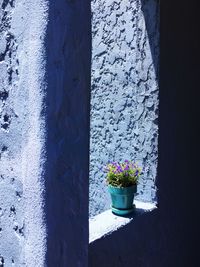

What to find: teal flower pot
left=108, top=184, right=137, bottom=215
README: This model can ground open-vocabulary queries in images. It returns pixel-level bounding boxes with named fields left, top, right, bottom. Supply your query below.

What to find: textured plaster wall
left=0, top=0, right=48, bottom=266
left=0, top=0, right=91, bottom=266
left=89, top=0, right=159, bottom=216
left=89, top=1, right=200, bottom=265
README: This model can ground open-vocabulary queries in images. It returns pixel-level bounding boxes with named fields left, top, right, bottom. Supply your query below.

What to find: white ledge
left=89, top=200, right=157, bottom=243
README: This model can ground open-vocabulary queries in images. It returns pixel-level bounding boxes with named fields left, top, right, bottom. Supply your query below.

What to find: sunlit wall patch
left=89, top=0, right=159, bottom=217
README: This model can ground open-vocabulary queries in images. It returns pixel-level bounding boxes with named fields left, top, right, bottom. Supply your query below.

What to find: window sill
left=89, top=200, right=157, bottom=243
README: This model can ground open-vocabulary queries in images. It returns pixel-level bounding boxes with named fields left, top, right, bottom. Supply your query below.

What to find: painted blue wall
left=0, top=0, right=49, bottom=265
left=89, top=0, right=199, bottom=265
left=0, top=0, right=91, bottom=266
left=1, top=0, right=199, bottom=266
left=44, top=0, right=91, bottom=266
left=89, top=0, right=159, bottom=217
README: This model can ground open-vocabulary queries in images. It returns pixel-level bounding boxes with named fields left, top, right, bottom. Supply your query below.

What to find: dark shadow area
left=141, top=0, right=160, bottom=80
left=110, top=206, right=156, bottom=219
left=90, top=209, right=189, bottom=267
left=43, top=0, right=91, bottom=266
left=89, top=0, right=200, bottom=266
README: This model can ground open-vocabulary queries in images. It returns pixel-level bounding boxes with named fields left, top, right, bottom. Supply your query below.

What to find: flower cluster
left=105, top=160, right=141, bottom=187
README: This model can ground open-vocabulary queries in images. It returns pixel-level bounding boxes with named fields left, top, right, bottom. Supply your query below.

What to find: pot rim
left=108, top=184, right=137, bottom=194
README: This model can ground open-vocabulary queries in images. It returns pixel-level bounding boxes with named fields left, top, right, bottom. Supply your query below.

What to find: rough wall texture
left=0, top=0, right=91, bottom=266
left=0, top=0, right=48, bottom=266
left=89, top=1, right=200, bottom=265
left=89, top=0, right=159, bottom=216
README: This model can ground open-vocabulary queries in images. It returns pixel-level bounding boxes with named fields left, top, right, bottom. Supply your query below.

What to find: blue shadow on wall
left=89, top=0, right=200, bottom=266
left=141, top=0, right=159, bottom=81
left=43, top=0, right=91, bottom=266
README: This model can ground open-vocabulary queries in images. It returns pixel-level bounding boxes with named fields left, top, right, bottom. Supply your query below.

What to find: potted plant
left=105, top=160, right=141, bottom=215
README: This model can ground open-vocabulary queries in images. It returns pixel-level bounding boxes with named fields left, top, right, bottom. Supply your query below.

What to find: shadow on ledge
left=89, top=202, right=156, bottom=243
left=114, top=205, right=155, bottom=219
left=89, top=207, right=192, bottom=267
